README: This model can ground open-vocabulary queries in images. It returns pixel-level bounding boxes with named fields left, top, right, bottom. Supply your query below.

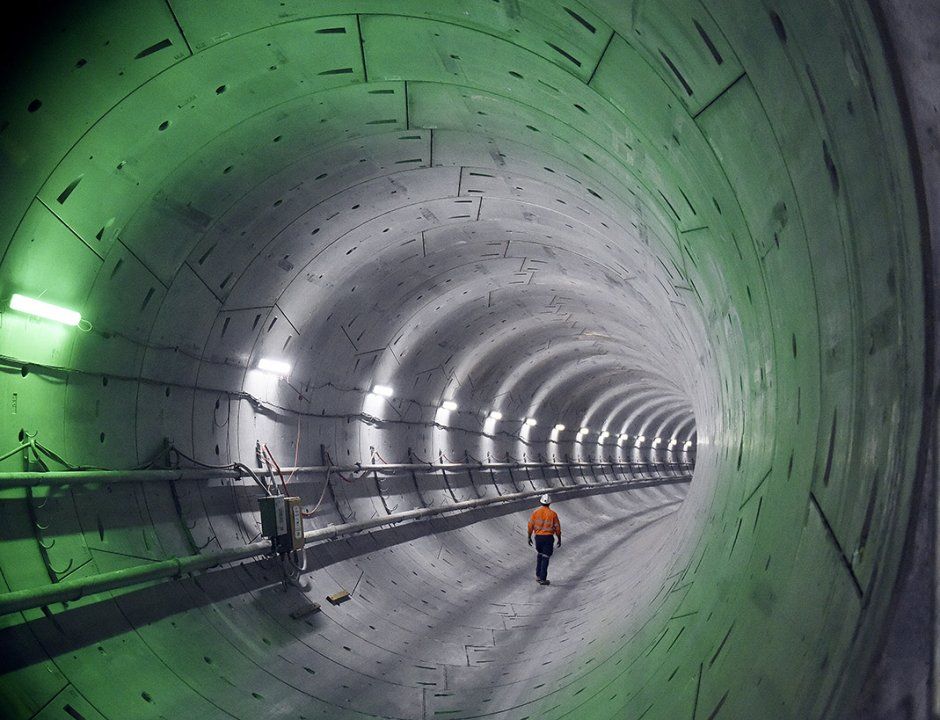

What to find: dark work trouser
left=534, top=535, right=555, bottom=581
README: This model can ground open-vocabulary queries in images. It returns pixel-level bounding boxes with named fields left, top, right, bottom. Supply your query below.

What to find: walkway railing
left=0, top=460, right=694, bottom=488
left=0, top=459, right=692, bottom=616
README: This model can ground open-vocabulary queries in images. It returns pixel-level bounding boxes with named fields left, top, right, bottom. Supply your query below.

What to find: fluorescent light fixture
left=441, top=400, right=458, bottom=412
left=668, top=439, right=677, bottom=448
left=488, top=410, right=503, bottom=420
left=578, top=427, right=589, bottom=436
left=683, top=440, right=693, bottom=450
left=10, top=293, right=81, bottom=326
left=619, top=434, right=629, bottom=441
left=652, top=437, right=662, bottom=447
left=636, top=435, right=646, bottom=446
left=524, top=417, right=537, bottom=427
left=257, top=357, right=291, bottom=376
left=554, top=424, right=566, bottom=431
left=372, top=384, right=394, bottom=397
left=599, top=431, right=610, bottom=439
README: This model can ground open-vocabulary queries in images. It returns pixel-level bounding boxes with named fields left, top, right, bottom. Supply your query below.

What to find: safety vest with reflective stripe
left=528, top=506, right=561, bottom=536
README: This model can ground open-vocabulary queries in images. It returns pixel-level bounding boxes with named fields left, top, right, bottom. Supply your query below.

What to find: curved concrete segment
left=0, top=2, right=928, bottom=719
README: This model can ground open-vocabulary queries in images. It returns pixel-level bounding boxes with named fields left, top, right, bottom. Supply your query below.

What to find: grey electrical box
left=259, top=495, right=305, bottom=553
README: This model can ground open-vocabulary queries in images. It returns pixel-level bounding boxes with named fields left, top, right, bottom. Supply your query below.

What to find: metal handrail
left=0, top=459, right=693, bottom=488
left=0, top=472, right=691, bottom=616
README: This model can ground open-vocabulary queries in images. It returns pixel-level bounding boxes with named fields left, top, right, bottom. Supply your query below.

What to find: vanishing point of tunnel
left=0, top=2, right=932, bottom=720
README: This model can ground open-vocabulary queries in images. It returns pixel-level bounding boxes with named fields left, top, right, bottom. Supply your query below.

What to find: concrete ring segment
left=0, top=2, right=929, bottom=720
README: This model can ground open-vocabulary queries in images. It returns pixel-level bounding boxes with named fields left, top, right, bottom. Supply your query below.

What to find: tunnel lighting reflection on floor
left=372, top=384, right=394, bottom=398
left=257, top=358, right=291, bottom=376
left=9, top=293, right=82, bottom=326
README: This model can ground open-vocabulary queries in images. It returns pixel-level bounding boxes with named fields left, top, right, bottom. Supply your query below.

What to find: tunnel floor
left=238, top=485, right=687, bottom=719
left=16, top=482, right=688, bottom=720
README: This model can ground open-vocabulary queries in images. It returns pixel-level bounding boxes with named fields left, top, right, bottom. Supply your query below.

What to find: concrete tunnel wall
left=0, top=1, right=928, bottom=719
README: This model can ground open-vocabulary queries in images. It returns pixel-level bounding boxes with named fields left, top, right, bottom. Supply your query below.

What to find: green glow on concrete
left=0, top=1, right=926, bottom=719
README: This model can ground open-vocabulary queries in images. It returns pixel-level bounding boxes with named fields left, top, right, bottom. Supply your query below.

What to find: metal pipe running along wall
left=0, top=473, right=689, bottom=616
left=0, top=460, right=691, bottom=489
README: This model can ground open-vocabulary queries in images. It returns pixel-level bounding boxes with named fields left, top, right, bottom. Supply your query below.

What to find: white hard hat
left=539, top=494, right=551, bottom=505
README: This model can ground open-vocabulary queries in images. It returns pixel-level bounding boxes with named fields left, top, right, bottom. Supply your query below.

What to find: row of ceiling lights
left=371, top=385, right=696, bottom=451
left=7, top=299, right=695, bottom=452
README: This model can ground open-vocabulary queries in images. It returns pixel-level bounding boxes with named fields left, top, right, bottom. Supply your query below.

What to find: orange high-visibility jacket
left=528, top=506, right=561, bottom=537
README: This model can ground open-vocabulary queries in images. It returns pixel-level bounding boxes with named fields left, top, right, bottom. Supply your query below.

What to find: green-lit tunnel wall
left=0, top=1, right=927, bottom=719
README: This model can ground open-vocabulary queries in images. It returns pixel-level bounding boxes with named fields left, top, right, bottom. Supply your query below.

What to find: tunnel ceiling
left=0, top=1, right=928, bottom=720
left=0, top=2, right=720, bottom=450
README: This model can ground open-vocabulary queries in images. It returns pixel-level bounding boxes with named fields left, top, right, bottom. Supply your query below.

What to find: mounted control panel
left=258, top=495, right=305, bottom=553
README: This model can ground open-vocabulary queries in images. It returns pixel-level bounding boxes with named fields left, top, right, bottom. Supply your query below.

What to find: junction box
left=259, top=495, right=305, bottom=554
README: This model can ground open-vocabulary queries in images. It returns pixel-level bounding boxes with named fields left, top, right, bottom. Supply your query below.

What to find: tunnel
left=0, top=1, right=931, bottom=719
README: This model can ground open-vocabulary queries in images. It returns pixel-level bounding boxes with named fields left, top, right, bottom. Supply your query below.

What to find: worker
left=527, top=494, right=561, bottom=585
